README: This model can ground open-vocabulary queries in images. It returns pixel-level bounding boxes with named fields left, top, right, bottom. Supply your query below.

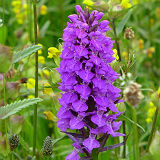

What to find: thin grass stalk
left=146, top=104, right=159, bottom=152
left=2, top=1, right=9, bottom=158
left=32, top=0, right=39, bottom=156
left=132, top=107, right=140, bottom=160
left=2, top=0, right=5, bottom=25
left=12, top=151, right=22, bottom=160
left=10, top=152, right=13, bottom=160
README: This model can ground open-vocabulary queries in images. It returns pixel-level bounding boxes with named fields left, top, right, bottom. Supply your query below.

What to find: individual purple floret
left=57, top=5, right=126, bottom=160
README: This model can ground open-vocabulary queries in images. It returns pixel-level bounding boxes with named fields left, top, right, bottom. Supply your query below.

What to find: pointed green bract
left=116, top=9, right=133, bottom=36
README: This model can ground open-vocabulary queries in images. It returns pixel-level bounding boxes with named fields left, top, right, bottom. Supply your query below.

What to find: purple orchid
left=57, top=5, right=126, bottom=160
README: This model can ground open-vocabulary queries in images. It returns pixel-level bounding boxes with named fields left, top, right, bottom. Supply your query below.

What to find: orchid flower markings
left=57, top=5, right=126, bottom=160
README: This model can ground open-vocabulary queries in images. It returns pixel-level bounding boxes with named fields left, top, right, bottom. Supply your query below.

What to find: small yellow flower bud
left=138, top=39, right=144, bottom=50
left=113, top=49, right=119, bottom=61
left=146, top=118, right=152, bottom=123
left=83, top=0, right=94, bottom=7
left=26, top=78, right=35, bottom=89
left=147, top=47, right=155, bottom=58
left=43, top=83, right=52, bottom=95
left=40, top=5, right=47, bottom=15
left=121, top=0, right=132, bottom=9
left=43, top=111, right=54, bottom=121
left=38, top=44, right=43, bottom=55
left=16, top=13, right=25, bottom=24
left=38, top=56, right=45, bottom=64
left=122, top=51, right=128, bottom=60
left=12, top=1, right=21, bottom=7
left=48, top=47, right=60, bottom=58
left=28, top=95, right=35, bottom=99
left=156, top=7, right=160, bottom=18
left=150, top=19, right=154, bottom=26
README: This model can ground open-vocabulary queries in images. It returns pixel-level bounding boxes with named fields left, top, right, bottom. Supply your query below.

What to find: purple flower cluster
left=57, top=5, right=124, bottom=160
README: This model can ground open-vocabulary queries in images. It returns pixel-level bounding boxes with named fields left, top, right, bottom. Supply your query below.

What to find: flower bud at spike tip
left=9, top=134, right=19, bottom=150
left=0, top=44, right=13, bottom=73
left=57, top=5, right=125, bottom=159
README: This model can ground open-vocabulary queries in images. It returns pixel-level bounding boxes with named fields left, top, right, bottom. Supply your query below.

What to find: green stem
left=27, top=0, right=31, bottom=42
left=112, top=19, right=122, bottom=61
left=10, top=151, right=13, bottom=160
left=114, top=138, right=118, bottom=160
left=3, top=73, right=9, bottom=159
left=122, top=120, right=126, bottom=158
left=146, top=105, right=159, bottom=152
left=32, top=0, right=39, bottom=156
left=132, top=108, right=140, bottom=160
left=91, top=149, right=99, bottom=160
left=3, top=73, right=6, bottom=104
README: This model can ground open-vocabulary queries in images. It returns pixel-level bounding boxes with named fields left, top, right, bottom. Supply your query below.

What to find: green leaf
left=40, top=21, right=50, bottom=37
left=12, top=45, right=42, bottom=64
left=119, top=114, right=145, bottom=132
left=52, top=136, right=67, bottom=146
left=116, top=9, right=133, bottom=36
left=0, top=25, right=8, bottom=44
left=0, top=98, right=43, bottom=119
left=137, top=27, right=148, bottom=39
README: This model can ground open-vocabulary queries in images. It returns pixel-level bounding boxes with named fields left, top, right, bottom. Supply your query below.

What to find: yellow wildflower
left=40, top=5, right=47, bottom=15
left=40, top=69, right=50, bottom=78
left=27, top=78, right=35, bottom=89
left=122, top=51, right=128, bottom=60
left=44, top=111, right=54, bottom=121
left=23, top=3, right=28, bottom=10
left=138, top=39, right=144, bottom=50
left=43, top=69, right=50, bottom=77
left=133, top=0, right=138, bottom=5
left=147, top=47, right=155, bottom=58
left=38, top=56, right=45, bottom=64
left=23, top=3, right=28, bottom=16
left=38, top=43, right=43, bottom=55
left=146, top=118, right=152, bottom=123
left=113, top=49, right=119, bottom=61
left=13, top=7, right=20, bottom=14
left=48, top=47, right=60, bottom=58
left=12, top=1, right=21, bottom=7
left=156, top=7, right=160, bottom=18
left=121, top=0, right=132, bottom=9
left=150, top=19, right=154, bottom=26
left=83, top=0, right=94, bottom=7
left=146, top=101, right=156, bottom=123
left=43, top=83, right=52, bottom=95
left=28, top=95, right=35, bottom=99
left=16, top=13, right=25, bottom=24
